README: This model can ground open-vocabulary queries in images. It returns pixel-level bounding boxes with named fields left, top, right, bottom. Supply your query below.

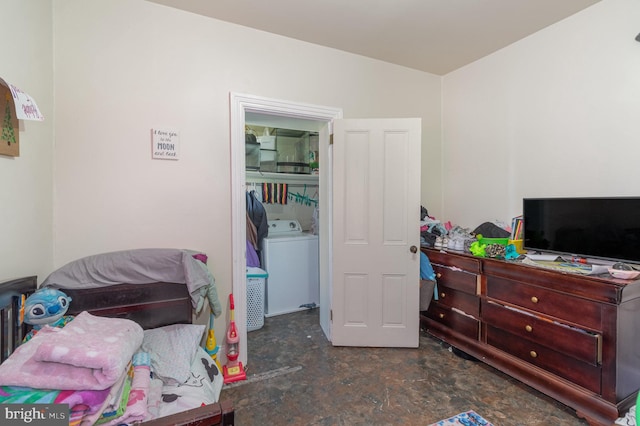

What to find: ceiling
left=146, top=0, right=600, bottom=75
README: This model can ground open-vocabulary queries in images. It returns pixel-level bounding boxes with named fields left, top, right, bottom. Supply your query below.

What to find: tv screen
left=523, top=197, right=640, bottom=264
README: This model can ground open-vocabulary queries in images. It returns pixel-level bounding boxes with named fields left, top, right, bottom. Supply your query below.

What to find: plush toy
left=469, top=240, right=486, bottom=257
left=504, top=244, right=520, bottom=260
left=22, top=288, right=74, bottom=342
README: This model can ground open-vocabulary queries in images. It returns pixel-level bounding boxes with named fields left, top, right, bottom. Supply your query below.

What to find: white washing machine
left=261, top=219, right=319, bottom=317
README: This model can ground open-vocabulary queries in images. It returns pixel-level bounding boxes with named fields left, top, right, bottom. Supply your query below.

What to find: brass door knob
left=440, top=293, right=446, bottom=298
left=531, top=296, right=539, bottom=304
left=439, top=313, right=445, bottom=319
left=436, top=273, right=442, bottom=278
left=410, top=245, right=418, bottom=253
left=525, top=325, right=533, bottom=333
left=530, top=351, right=538, bottom=358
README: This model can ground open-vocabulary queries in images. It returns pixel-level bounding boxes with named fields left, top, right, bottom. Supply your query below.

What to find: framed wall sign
left=151, top=128, right=180, bottom=160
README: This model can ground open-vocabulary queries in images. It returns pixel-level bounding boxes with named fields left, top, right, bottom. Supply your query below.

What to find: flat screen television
left=523, top=197, right=640, bottom=264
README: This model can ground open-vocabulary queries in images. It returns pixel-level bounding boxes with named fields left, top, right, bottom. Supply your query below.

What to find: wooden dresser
left=420, top=247, right=640, bottom=426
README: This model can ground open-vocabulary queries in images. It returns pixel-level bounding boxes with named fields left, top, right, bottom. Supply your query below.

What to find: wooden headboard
left=63, top=282, right=193, bottom=330
left=1, top=279, right=192, bottom=363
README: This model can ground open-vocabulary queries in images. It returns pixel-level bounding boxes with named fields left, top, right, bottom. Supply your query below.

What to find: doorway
left=229, top=93, right=343, bottom=367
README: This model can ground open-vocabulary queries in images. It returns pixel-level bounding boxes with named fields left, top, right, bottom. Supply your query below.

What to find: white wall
left=442, top=0, right=640, bottom=229
left=0, top=1, right=54, bottom=282
left=8, top=0, right=634, bottom=341
left=52, top=0, right=441, bottom=332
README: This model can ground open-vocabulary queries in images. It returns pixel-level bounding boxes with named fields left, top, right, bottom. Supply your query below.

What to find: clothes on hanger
left=262, top=183, right=288, bottom=204
left=246, top=190, right=268, bottom=249
left=246, top=211, right=258, bottom=249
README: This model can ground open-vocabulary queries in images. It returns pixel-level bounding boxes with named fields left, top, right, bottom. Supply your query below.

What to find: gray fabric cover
left=41, top=248, right=222, bottom=317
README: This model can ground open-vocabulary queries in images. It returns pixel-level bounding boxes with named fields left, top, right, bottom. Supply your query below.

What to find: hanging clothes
left=245, top=209, right=261, bottom=267
left=246, top=190, right=268, bottom=250
left=246, top=211, right=258, bottom=250
left=262, top=183, right=288, bottom=204
left=246, top=240, right=260, bottom=267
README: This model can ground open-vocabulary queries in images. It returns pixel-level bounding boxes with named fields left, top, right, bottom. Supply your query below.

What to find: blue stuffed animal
left=22, top=288, right=74, bottom=342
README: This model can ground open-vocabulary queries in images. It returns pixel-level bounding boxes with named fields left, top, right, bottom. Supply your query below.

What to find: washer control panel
left=267, top=219, right=302, bottom=235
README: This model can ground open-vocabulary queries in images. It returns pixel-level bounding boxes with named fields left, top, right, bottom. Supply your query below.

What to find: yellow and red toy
left=223, top=294, right=246, bottom=384
left=205, top=313, right=223, bottom=373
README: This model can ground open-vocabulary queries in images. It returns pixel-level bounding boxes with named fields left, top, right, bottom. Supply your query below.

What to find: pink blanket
left=0, top=385, right=111, bottom=425
left=0, top=311, right=143, bottom=390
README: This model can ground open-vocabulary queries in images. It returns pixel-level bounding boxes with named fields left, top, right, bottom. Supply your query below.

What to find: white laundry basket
left=246, top=267, right=268, bottom=331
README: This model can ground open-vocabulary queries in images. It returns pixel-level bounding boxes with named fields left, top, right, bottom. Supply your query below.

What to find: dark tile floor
left=221, top=309, right=590, bottom=425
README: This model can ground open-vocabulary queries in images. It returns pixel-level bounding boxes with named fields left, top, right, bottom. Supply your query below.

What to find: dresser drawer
left=437, top=286, right=479, bottom=317
left=426, top=302, right=479, bottom=340
left=426, top=250, right=481, bottom=273
left=433, top=264, right=479, bottom=295
left=486, top=275, right=602, bottom=330
left=487, top=326, right=601, bottom=394
left=482, top=300, right=601, bottom=365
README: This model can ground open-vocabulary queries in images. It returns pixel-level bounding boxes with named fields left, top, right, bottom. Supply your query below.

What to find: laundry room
left=244, top=122, right=321, bottom=328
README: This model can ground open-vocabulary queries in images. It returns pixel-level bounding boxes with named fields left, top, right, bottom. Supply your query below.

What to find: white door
left=331, top=118, right=421, bottom=347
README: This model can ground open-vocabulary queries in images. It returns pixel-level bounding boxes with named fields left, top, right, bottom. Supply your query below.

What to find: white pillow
left=140, top=324, right=205, bottom=385
left=154, top=347, right=223, bottom=420
left=187, top=346, right=223, bottom=398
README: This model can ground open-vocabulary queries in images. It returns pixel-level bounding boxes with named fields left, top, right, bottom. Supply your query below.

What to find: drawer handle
left=440, top=292, right=446, bottom=298
left=436, top=273, right=442, bottom=279
left=531, top=296, right=539, bottom=304
left=439, top=313, right=445, bottom=319
left=530, top=351, right=538, bottom=358
left=525, top=325, right=533, bottom=333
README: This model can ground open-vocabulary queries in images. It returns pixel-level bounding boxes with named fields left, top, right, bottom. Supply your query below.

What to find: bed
left=0, top=250, right=235, bottom=426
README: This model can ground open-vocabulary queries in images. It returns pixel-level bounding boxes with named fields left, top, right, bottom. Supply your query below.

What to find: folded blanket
left=100, top=354, right=152, bottom=426
left=78, top=369, right=128, bottom=426
left=0, top=311, right=143, bottom=390
left=95, top=363, right=133, bottom=425
left=0, top=385, right=111, bottom=426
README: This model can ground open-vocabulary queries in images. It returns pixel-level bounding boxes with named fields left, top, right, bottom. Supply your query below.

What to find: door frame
left=229, top=93, right=343, bottom=366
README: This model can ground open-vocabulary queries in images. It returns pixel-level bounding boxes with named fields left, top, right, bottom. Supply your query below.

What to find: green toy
left=469, top=240, right=486, bottom=257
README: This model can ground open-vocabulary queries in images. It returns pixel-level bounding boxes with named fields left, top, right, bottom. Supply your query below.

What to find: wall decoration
left=0, top=77, right=44, bottom=157
left=151, top=128, right=180, bottom=160
left=0, top=85, right=19, bottom=157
